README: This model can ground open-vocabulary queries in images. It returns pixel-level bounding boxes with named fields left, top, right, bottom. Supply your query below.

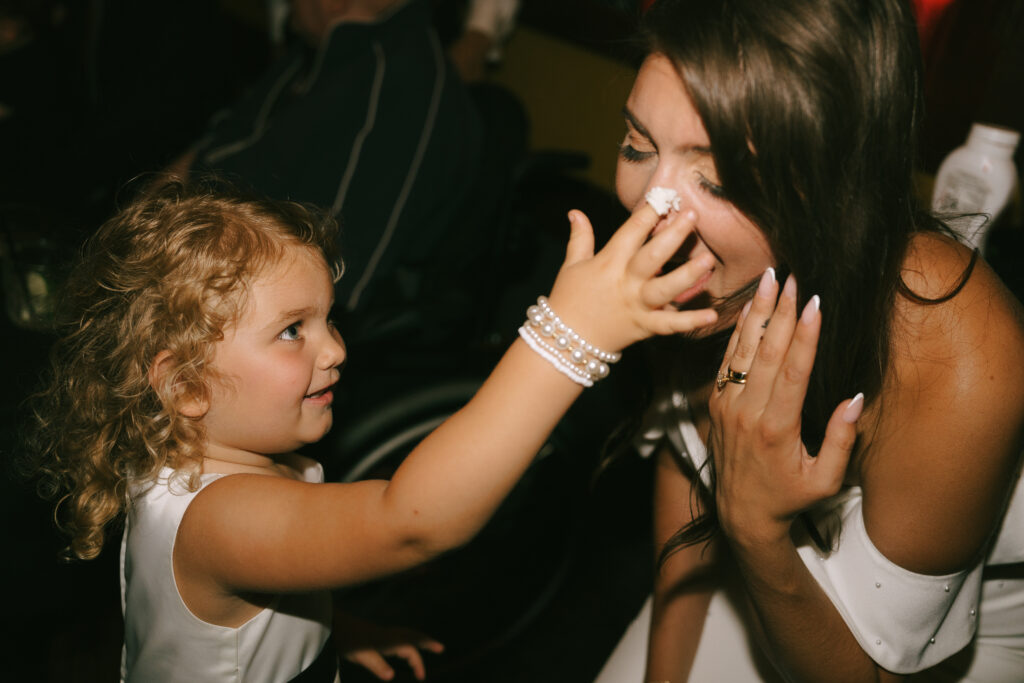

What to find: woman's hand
left=333, top=610, right=444, bottom=681
left=708, top=269, right=863, bottom=546
left=545, top=204, right=718, bottom=354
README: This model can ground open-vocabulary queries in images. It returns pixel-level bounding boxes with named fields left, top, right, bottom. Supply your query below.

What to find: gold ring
left=716, top=366, right=748, bottom=391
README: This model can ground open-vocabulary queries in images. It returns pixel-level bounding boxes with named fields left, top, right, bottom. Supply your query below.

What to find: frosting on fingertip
left=645, top=186, right=681, bottom=216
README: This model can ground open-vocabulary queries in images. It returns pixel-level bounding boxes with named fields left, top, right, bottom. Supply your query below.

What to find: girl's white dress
left=120, top=461, right=334, bottom=683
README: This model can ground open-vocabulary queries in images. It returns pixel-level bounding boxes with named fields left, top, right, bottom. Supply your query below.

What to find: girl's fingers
left=626, top=208, right=697, bottom=279
left=601, top=201, right=664, bottom=256
left=563, top=210, right=596, bottom=266
left=645, top=307, right=719, bottom=335
left=641, top=251, right=715, bottom=308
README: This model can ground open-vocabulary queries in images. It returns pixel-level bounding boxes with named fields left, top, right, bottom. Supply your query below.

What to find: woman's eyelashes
left=619, top=140, right=655, bottom=164
left=620, top=123, right=727, bottom=199
left=697, top=173, right=726, bottom=198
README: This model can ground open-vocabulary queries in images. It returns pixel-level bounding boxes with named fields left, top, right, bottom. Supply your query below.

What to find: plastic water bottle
left=931, top=123, right=1020, bottom=252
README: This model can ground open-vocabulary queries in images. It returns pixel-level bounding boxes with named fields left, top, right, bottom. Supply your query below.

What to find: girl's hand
left=708, top=270, right=863, bottom=546
left=333, top=611, right=444, bottom=681
left=545, top=204, right=718, bottom=353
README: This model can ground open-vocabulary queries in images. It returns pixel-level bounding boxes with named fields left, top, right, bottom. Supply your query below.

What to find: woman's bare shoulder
left=894, top=231, right=1024, bottom=372
left=859, top=231, right=1024, bottom=573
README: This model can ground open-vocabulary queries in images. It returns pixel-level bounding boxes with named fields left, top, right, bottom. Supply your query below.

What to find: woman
left=596, top=0, right=1024, bottom=680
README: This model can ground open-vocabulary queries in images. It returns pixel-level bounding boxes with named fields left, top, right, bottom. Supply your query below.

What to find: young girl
left=27, top=180, right=718, bottom=682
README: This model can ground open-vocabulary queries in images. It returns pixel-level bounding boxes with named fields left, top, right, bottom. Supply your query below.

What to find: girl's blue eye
left=619, top=143, right=655, bottom=164
left=279, top=323, right=301, bottom=341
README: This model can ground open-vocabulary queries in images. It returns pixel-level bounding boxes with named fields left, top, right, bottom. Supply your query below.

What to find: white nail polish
left=757, top=267, right=776, bottom=297
left=842, top=392, right=864, bottom=423
left=800, top=294, right=820, bottom=324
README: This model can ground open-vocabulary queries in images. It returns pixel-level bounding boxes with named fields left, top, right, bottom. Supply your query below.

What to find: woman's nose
left=646, top=164, right=683, bottom=199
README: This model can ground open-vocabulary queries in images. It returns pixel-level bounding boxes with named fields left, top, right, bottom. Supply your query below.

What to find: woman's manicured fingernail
left=757, top=267, right=777, bottom=297
left=800, top=294, right=820, bottom=324
left=783, top=274, right=797, bottom=299
left=741, top=300, right=752, bottom=318
left=842, top=392, right=864, bottom=423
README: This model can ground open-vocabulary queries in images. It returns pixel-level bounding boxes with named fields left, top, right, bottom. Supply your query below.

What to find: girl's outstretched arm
left=176, top=203, right=718, bottom=600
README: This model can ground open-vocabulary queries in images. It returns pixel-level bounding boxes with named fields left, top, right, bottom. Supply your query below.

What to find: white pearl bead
left=596, top=363, right=609, bottom=378
left=541, top=323, right=554, bottom=337
left=586, top=359, right=599, bottom=374
left=555, top=336, right=569, bottom=349
left=571, top=349, right=586, bottom=364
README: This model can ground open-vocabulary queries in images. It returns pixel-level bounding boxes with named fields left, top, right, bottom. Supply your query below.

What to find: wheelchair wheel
left=323, top=378, right=580, bottom=681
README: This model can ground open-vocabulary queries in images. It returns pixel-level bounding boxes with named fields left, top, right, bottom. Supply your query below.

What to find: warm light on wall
left=913, top=0, right=957, bottom=54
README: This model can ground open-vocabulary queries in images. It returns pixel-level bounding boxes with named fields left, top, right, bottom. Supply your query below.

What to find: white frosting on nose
left=645, top=186, right=681, bottom=216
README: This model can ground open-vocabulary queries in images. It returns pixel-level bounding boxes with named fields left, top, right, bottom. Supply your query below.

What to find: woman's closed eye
left=697, top=172, right=726, bottom=199
left=619, top=141, right=656, bottom=164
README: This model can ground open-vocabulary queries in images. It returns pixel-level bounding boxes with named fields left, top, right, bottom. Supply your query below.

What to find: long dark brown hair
left=646, top=0, right=976, bottom=554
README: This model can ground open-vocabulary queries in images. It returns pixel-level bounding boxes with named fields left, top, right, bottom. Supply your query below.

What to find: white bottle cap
left=967, top=123, right=1020, bottom=151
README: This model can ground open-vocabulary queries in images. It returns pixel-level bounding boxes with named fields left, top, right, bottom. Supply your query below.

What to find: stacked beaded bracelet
left=518, top=296, right=621, bottom=387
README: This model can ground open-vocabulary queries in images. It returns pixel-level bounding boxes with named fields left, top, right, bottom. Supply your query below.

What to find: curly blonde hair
left=26, top=180, right=340, bottom=560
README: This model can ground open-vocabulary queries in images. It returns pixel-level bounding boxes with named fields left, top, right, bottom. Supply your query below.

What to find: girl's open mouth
left=304, top=386, right=334, bottom=404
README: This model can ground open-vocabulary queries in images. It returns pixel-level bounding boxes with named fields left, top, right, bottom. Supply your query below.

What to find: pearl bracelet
left=520, top=296, right=620, bottom=386
left=518, top=326, right=593, bottom=387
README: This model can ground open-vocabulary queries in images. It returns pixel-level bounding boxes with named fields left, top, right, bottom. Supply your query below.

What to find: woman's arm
left=709, top=245, right=1024, bottom=682
left=177, top=204, right=720, bottom=596
left=709, top=270, right=899, bottom=682
left=645, top=445, right=722, bottom=682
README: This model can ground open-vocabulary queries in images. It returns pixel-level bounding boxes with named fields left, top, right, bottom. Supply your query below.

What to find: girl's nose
left=319, top=330, right=346, bottom=369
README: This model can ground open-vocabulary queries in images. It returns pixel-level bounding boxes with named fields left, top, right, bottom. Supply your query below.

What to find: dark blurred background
left=2, top=1, right=1022, bottom=681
